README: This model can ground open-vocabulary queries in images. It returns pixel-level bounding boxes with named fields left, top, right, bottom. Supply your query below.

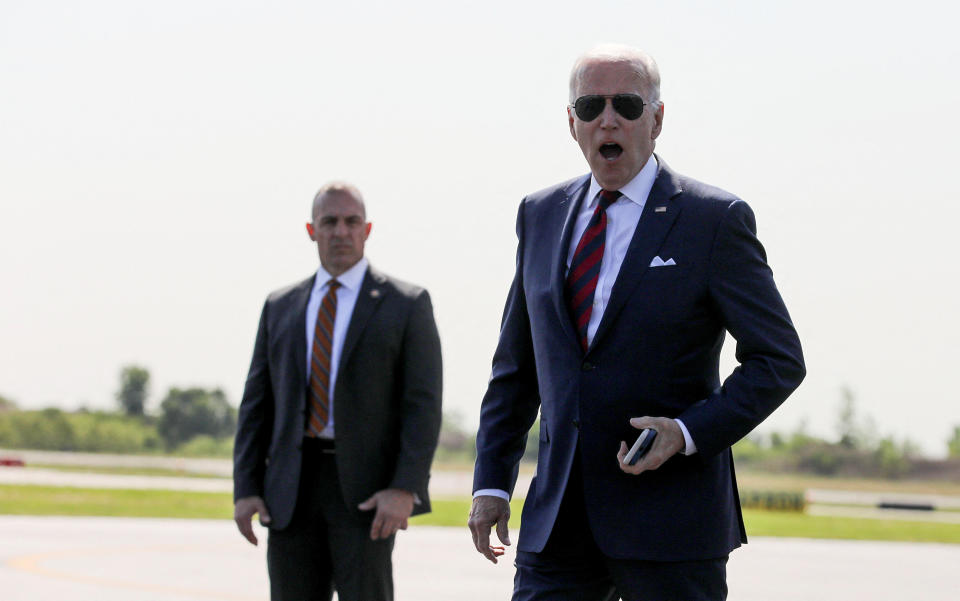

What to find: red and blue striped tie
left=306, top=280, right=340, bottom=436
left=566, top=189, right=621, bottom=351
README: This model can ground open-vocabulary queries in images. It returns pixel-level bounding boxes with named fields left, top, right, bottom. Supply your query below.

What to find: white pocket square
left=649, top=256, right=676, bottom=267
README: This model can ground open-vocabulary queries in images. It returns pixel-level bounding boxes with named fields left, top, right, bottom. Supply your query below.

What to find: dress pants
left=513, top=446, right=728, bottom=601
left=267, top=438, right=395, bottom=601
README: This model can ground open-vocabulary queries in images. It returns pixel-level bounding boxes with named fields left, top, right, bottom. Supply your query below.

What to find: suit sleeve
left=388, top=290, right=443, bottom=496
left=678, top=200, right=805, bottom=458
left=233, top=300, right=275, bottom=501
left=472, top=201, right=542, bottom=497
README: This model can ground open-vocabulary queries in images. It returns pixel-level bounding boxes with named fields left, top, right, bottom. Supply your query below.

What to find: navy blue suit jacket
left=473, top=158, right=805, bottom=561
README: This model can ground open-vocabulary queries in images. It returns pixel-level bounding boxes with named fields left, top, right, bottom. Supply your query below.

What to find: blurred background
left=1, top=0, right=958, bottom=463
left=2, top=8, right=960, bottom=601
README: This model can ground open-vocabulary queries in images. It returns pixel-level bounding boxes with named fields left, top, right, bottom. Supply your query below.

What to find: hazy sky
left=2, top=1, right=958, bottom=456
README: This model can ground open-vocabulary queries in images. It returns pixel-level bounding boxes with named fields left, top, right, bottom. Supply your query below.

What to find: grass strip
left=414, top=500, right=960, bottom=544
left=412, top=498, right=525, bottom=529
left=29, top=464, right=228, bottom=479
left=0, top=484, right=233, bottom=519
left=742, top=509, right=960, bottom=544
left=4, top=485, right=960, bottom=545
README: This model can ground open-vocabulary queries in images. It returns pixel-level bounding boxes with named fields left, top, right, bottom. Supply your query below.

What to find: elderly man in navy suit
left=468, top=45, right=805, bottom=601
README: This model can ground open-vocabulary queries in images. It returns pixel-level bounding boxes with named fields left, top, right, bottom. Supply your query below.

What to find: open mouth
left=599, top=143, right=623, bottom=161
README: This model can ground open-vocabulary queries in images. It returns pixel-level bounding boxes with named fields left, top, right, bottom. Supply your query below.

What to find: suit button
left=581, top=361, right=595, bottom=371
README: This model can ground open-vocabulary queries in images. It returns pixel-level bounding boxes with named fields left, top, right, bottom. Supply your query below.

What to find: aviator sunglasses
left=572, top=94, right=647, bottom=122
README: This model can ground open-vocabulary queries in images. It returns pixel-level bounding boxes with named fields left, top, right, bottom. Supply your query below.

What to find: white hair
left=569, top=44, right=662, bottom=106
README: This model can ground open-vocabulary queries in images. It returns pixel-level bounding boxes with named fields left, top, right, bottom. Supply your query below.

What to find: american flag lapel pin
left=655, top=206, right=667, bottom=213
left=370, top=289, right=381, bottom=298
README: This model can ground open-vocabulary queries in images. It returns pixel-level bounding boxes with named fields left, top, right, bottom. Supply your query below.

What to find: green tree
left=70, top=411, right=162, bottom=453
left=875, top=436, right=910, bottom=478
left=948, top=426, right=960, bottom=458
left=0, top=409, right=162, bottom=452
left=116, top=365, right=150, bottom=417
left=732, top=436, right=764, bottom=463
left=836, top=386, right=858, bottom=448
left=834, top=386, right=876, bottom=450
left=435, top=412, right=475, bottom=462
left=770, top=431, right=786, bottom=449
left=176, top=434, right=234, bottom=457
left=157, top=387, right=236, bottom=450
left=16, top=408, right=77, bottom=451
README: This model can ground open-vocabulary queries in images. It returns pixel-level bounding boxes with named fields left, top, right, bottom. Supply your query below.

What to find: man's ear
left=306, top=222, right=316, bottom=239
left=568, top=106, right=578, bottom=141
left=364, top=222, right=372, bottom=239
left=651, top=103, right=664, bottom=140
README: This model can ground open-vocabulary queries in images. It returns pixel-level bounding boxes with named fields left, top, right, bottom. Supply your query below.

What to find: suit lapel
left=288, top=276, right=314, bottom=411
left=550, top=176, right=591, bottom=350
left=589, top=161, right=683, bottom=352
left=338, top=266, right=387, bottom=373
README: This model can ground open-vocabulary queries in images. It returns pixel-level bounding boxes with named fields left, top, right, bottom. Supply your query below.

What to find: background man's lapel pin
left=370, top=289, right=381, bottom=298
left=655, top=206, right=667, bottom=213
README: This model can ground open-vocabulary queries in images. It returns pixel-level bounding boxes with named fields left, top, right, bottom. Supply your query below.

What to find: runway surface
left=2, top=516, right=958, bottom=600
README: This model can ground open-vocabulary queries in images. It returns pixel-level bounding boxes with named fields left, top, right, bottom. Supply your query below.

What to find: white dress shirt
left=305, top=257, right=368, bottom=439
left=569, top=155, right=658, bottom=347
left=475, top=156, right=696, bottom=501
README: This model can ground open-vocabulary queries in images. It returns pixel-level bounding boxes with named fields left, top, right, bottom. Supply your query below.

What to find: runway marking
left=6, top=543, right=264, bottom=600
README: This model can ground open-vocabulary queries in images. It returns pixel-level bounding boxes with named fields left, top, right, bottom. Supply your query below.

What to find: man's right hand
left=468, top=495, right=511, bottom=564
left=234, top=496, right=271, bottom=546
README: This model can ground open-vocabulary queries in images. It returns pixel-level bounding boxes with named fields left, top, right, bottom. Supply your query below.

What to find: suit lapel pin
left=370, top=289, right=381, bottom=298
left=655, top=206, right=667, bottom=213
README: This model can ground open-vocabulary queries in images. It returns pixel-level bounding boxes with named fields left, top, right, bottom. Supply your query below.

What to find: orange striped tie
left=306, top=280, right=341, bottom=437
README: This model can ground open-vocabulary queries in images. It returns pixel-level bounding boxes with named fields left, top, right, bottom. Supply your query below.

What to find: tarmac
left=2, top=515, right=959, bottom=600
left=3, top=450, right=960, bottom=598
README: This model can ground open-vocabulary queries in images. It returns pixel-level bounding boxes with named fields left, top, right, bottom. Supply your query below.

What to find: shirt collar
left=313, top=256, right=369, bottom=294
left=586, top=153, right=659, bottom=209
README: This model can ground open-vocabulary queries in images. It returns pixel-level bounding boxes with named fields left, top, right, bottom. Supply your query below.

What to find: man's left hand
left=617, top=416, right=685, bottom=475
left=358, top=488, right=415, bottom=540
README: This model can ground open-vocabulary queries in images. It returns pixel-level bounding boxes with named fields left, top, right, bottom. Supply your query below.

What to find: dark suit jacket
left=473, top=158, right=805, bottom=561
left=234, top=265, right=443, bottom=530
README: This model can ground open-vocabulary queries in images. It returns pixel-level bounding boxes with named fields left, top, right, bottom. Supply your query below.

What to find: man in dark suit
left=468, top=45, right=805, bottom=600
left=233, top=182, right=442, bottom=601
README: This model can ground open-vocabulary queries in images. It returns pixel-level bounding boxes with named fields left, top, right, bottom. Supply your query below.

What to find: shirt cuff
left=674, top=418, right=697, bottom=455
left=473, top=488, right=510, bottom=501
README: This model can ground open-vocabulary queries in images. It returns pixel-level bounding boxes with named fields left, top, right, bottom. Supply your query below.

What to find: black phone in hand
left=624, top=429, right=657, bottom=465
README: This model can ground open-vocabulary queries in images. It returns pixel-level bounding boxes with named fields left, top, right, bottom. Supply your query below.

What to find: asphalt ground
left=2, top=516, right=959, bottom=600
